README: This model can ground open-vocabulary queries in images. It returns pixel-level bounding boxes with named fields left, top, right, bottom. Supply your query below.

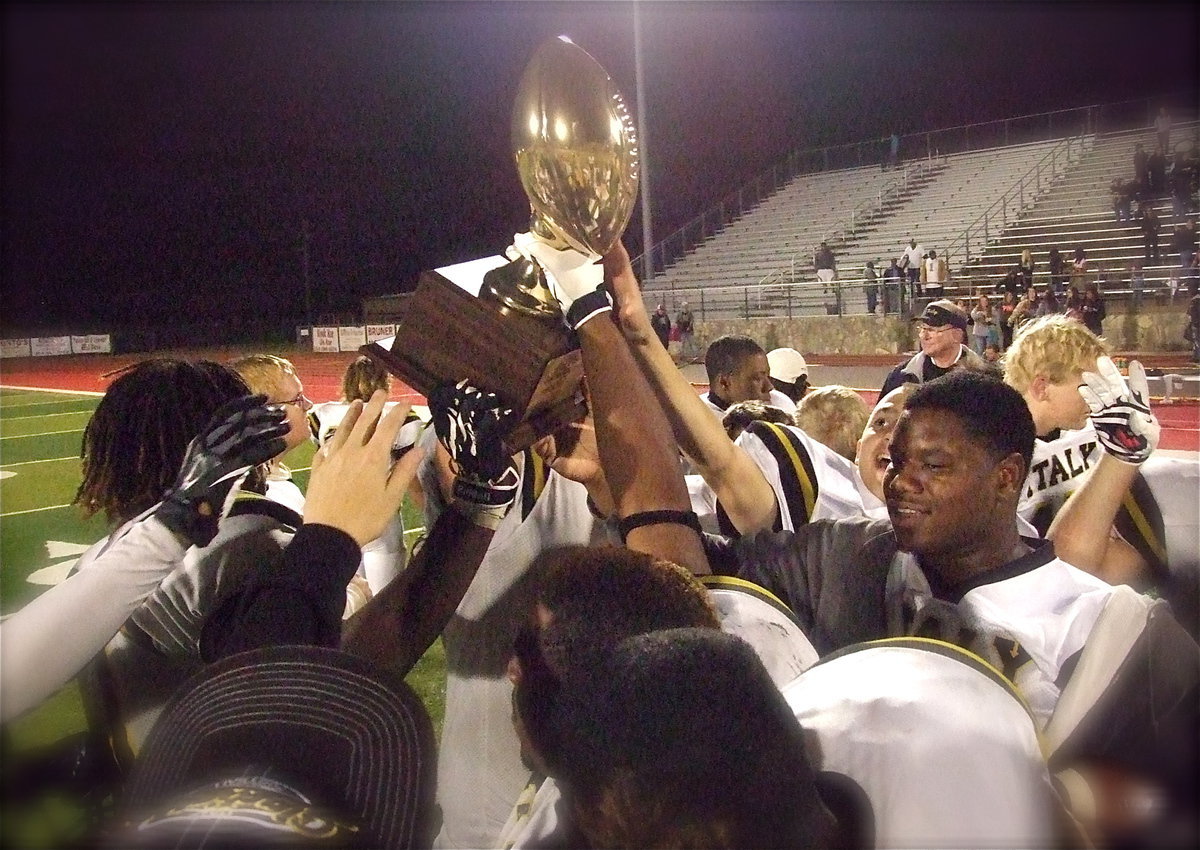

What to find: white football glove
left=1078, top=356, right=1160, bottom=465
left=511, top=231, right=611, bottom=330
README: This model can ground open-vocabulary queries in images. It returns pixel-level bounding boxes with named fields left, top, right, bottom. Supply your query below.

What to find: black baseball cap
left=114, top=645, right=438, bottom=849
left=914, top=300, right=969, bottom=333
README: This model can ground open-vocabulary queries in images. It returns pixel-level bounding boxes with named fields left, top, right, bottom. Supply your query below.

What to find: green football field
left=0, top=386, right=446, bottom=847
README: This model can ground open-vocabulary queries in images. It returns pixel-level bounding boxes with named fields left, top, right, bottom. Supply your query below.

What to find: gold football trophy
left=364, top=36, right=639, bottom=453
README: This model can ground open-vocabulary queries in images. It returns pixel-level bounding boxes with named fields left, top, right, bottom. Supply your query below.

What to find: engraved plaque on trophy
left=361, top=256, right=585, bottom=455
left=363, top=36, right=638, bottom=454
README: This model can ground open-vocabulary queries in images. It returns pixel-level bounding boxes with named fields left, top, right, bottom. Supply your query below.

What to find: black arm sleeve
left=704, top=520, right=896, bottom=656
left=200, top=523, right=361, bottom=660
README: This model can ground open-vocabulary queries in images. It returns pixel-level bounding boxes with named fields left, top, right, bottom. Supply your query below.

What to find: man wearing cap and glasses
left=879, top=299, right=987, bottom=397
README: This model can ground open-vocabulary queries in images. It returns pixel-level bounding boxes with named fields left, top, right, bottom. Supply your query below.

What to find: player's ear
left=1029, top=374, right=1050, bottom=402
left=994, top=452, right=1026, bottom=499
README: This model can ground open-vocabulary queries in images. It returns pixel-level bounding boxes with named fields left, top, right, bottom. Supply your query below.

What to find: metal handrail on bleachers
left=943, top=135, right=1090, bottom=271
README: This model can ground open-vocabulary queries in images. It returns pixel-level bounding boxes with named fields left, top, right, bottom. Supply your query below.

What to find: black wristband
left=565, top=288, right=613, bottom=330
left=617, top=509, right=702, bottom=544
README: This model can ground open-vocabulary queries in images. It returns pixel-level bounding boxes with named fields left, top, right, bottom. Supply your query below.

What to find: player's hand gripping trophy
left=486, top=36, right=641, bottom=331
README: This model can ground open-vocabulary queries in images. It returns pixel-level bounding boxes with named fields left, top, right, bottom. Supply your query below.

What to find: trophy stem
left=482, top=254, right=561, bottom=318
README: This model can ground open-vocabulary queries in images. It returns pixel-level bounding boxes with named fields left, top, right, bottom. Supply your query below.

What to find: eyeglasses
left=278, top=391, right=312, bottom=411
left=918, top=325, right=955, bottom=336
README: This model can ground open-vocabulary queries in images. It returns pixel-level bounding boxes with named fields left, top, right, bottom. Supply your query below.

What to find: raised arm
left=1047, top=357, right=1161, bottom=585
left=3, top=395, right=288, bottom=721
left=517, top=234, right=709, bottom=573
left=606, top=244, right=780, bottom=534
left=342, top=382, right=522, bottom=675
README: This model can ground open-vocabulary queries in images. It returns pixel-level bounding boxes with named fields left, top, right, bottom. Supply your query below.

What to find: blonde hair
left=1002, top=314, right=1110, bottom=394
left=794, top=385, right=870, bottom=462
left=228, top=354, right=299, bottom=399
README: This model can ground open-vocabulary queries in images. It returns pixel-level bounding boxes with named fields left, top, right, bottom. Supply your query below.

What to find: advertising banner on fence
left=313, top=326, right=339, bottom=353
left=366, top=324, right=396, bottom=343
left=338, top=326, right=367, bottom=351
left=1, top=338, right=32, bottom=359
left=30, top=336, right=72, bottom=357
left=71, top=334, right=112, bottom=354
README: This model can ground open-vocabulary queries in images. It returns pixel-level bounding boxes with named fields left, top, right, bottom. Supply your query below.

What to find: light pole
left=301, top=218, right=312, bottom=328
left=634, top=1, right=653, bottom=283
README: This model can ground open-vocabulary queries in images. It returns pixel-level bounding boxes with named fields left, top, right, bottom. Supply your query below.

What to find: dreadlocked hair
left=75, top=359, right=251, bottom=525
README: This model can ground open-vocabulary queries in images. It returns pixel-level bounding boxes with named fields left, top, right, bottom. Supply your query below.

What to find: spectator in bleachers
left=1070, top=245, right=1089, bottom=289
left=1140, top=203, right=1161, bottom=264
left=970, top=294, right=993, bottom=356
left=1128, top=262, right=1146, bottom=310
left=1010, top=286, right=1039, bottom=333
left=1148, top=147, right=1168, bottom=197
left=1017, top=249, right=1035, bottom=291
left=814, top=241, right=838, bottom=310
left=998, top=290, right=1018, bottom=350
left=1111, top=178, right=1135, bottom=223
left=1081, top=285, right=1106, bottom=336
left=901, top=238, right=924, bottom=298
left=923, top=249, right=948, bottom=302
left=1133, top=143, right=1149, bottom=198
left=650, top=302, right=672, bottom=348
left=1047, top=246, right=1067, bottom=294
left=1155, top=105, right=1173, bottom=155
left=1064, top=286, right=1085, bottom=323
left=1186, top=252, right=1200, bottom=298
left=1172, top=156, right=1197, bottom=219
left=882, top=257, right=904, bottom=315
left=862, top=260, right=879, bottom=314
left=1036, top=286, right=1062, bottom=318
left=1173, top=220, right=1196, bottom=273
left=675, top=301, right=697, bottom=362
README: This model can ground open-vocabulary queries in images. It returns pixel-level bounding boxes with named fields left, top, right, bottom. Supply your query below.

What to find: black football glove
left=430, top=381, right=520, bottom=523
left=154, top=395, right=289, bottom=547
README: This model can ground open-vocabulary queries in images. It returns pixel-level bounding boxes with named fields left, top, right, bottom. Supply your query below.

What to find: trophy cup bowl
left=487, top=35, right=640, bottom=314
left=365, top=36, right=639, bottom=453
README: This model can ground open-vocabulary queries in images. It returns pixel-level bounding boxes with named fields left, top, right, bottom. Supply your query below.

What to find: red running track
left=2, top=350, right=1196, bottom=452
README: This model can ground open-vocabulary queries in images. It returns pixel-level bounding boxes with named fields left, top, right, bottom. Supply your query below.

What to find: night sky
left=3, top=1, right=1197, bottom=334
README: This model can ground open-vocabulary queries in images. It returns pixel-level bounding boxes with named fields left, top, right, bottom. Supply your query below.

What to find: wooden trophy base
left=362, top=261, right=586, bottom=455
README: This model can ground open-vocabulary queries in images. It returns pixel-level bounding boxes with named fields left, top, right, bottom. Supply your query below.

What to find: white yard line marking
left=0, top=427, right=85, bottom=440
left=3, top=410, right=94, bottom=421
left=0, top=396, right=97, bottom=410
left=0, top=385, right=103, bottom=397
left=0, top=503, right=74, bottom=517
left=1, top=456, right=79, bottom=467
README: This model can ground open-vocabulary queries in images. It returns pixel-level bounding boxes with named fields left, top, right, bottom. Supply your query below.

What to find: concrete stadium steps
left=953, top=121, right=1200, bottom=294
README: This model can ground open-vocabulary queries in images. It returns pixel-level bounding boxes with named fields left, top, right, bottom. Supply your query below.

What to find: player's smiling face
left=856, top=384, right=915, bottom=501
left=884, top=408, right=1004, bottom=558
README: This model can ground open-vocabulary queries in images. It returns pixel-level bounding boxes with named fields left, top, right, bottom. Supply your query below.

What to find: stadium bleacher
left=639, top=117, right=1198, bottom=320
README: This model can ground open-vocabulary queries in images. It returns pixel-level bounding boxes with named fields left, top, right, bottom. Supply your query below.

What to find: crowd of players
left=1, top=237, right=1197, bottom=849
